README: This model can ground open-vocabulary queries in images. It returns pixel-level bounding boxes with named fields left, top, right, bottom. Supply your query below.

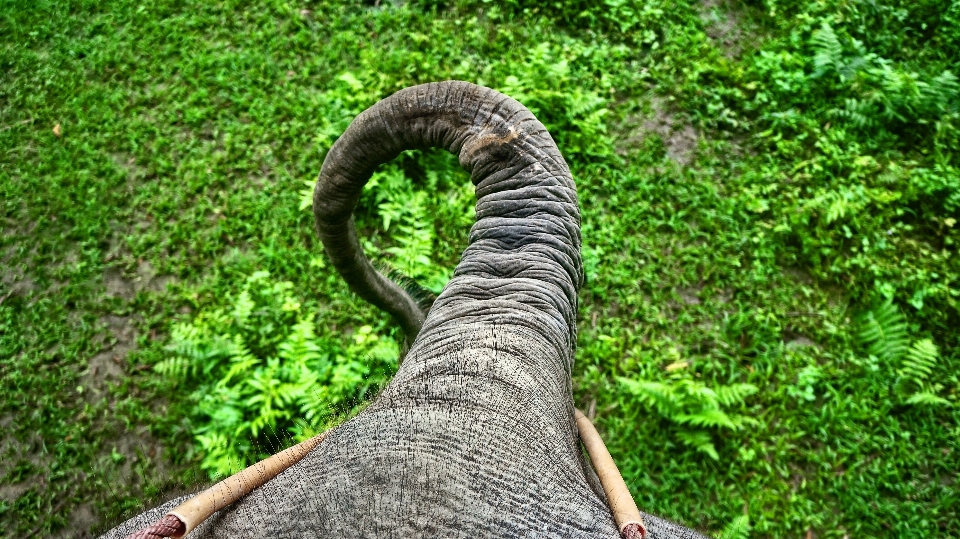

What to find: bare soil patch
left=615, top=96, right=700, bottom=166
left=84, top=315, right=137, bottom=393
left=103, top=260, right=175, bottom=302
left=2, top=255, right=36, bottom=300
left=786, top=336, right=821, bottom=349
left=698, top=0, right=750, bottom=59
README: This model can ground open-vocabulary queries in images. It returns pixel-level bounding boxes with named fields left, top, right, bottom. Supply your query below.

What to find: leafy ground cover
left=1, top=0, right=957, bottom=537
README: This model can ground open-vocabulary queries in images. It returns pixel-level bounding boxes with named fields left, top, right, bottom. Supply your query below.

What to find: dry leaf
left=53, top=123, right=62, bottom=137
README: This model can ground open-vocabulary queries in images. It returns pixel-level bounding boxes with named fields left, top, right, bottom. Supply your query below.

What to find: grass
left=1, top=0, right=958, bottom=537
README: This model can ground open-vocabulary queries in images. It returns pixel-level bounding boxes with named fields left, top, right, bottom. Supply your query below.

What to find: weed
left=1, top=0, right=957, bottom=537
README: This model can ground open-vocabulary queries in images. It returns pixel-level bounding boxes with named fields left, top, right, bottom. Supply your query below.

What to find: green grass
left=1, top=0, right=958, bottom=537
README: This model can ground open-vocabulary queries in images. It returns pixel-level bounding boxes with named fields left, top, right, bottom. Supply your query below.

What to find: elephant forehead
left=232, top=405, right=621, bottom=539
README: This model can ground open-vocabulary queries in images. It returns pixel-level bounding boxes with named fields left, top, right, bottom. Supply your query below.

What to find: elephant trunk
left=311, top=81, right=610, bottom=538
left=313, top=81, right=582, bottom=347
left=102, top=82, right=706, bottom=539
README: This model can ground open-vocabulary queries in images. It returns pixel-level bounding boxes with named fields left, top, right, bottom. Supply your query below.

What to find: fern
left=298, top=179, right=315, bottom=212
left=809, top=21, right=957, bottom=134
left=857, top=303, right=950, bottom=407
left=900, top=339, right=938, bottom=383
left=164, top=323, right=205, bottom=363
left=923, top=70, right=960, bottom=115
left=619, top=379, right=676, bottom=415
left=717, top=515, right=751, bottom=539
left=217, top=336, right=259, bottom=387
left=618, top=376, right=757, bottom=460
left=159, top=319, right=235, bottom=380
left=811, top=23, right=843, bottom=79
left=856, top=299, right=909, bottom=364
left=830, top=98, right=879, bottom=129
left=897, top=339, right=950, bottom=406
left=715, top=383, right=759, bottom=407
left=231, top=289, right=256, bottom=328
left=278, top=316, right=324, bottom=365
left=810, top=23, right=872, bottom=82
left=159, top=271, right=400, bottom=478
left=676, top=408, right=737, bottom=430
left=382, top=190, right=436, bottom=279
left=360, top=163, right=450, bottom=292
left=677, top=429, right=719, bottom=460
left=905, top=392, right=950, bottom=406
left=153, top=355, right=194, bottom=380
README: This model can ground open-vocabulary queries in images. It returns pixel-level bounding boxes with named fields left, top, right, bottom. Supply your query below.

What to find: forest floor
left=1, top=1, right=958, bottom=537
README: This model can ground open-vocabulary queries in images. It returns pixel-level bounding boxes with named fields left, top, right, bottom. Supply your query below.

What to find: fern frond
left=677, top=429, right=719, bottom=460
left=676, top=409, right=737, bottom=430
left=154, top=356, right=194, bottom=379
left=715, top=383, right=759, bottom=407
left=195, top=431, right=246, bottom=478
left=249, top=408, right=287, bottom=439
left=677, top=380, right=720, bottom=408
left=218, top=357, right=260, bottom=388
left=924, top=70, right=960, bottom=114
left=618, top=378, right=680, bottom=416
left=811, top=23, right=843, bottom=79
left=299, top=385, right=333, bottom=422
left=900, top=339, right=938, bottom=384
left=231, top=290, right=256, bottom=328
left=830, top=98, right=878, bottom=129
left=896, top=339, right=950, bottom=406
left=378, top=262, right=438, bottom=314
left=717, top=515, right=751, bottom=539
left=166, top=322, right=206, bottom=360
left=298, top=179, right=316, bottom=211
left=838, top=53, right=871, bottom=81
left=278, top=316, right=323, bottom=366
left=905, top=391, right=951, bottom=407
left=207, top=334, right=236, bottom=360
left=856, top=299, right=909, bottom=363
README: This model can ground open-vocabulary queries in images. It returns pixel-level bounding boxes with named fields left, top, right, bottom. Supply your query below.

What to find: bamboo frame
left=165, top=431, right=330, bottom=537
left=130, top=411, right=644, bottom=538
left=575, top=408, right=646, bottom=539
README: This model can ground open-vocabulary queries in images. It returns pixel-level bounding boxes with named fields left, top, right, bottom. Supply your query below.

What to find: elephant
left=101, top=81, right=708, bottom=539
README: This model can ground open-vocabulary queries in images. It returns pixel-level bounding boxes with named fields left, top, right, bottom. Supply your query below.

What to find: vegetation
left=157, top=270, right=399, bottom=478
left=1, top=0, right=957, bottom=537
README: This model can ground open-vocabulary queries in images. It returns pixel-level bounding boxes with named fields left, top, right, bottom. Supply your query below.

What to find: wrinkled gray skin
left=102, top=81, right=707, bottom=539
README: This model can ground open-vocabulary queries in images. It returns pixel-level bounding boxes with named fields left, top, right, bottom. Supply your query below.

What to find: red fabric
left=124, top=514, right=186, bottom=539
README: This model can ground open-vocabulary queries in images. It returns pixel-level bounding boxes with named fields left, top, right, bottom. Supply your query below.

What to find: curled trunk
left=313, top=81, right=582, bottom=347
left=101, top=82, right=707, bottom=539
left=305, top=81, right=604, bottom=536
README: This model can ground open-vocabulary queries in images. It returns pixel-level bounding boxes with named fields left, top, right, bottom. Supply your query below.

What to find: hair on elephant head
left=101, top=81, right=709, bottom=539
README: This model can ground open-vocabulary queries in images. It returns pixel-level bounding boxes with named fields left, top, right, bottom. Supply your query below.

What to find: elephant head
left=101, top=81, right=708, bottom=539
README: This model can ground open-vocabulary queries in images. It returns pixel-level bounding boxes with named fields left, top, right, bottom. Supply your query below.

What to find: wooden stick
left=166, top=431, right=330, bottom=537
left=575, top=409, right=646, bottom=539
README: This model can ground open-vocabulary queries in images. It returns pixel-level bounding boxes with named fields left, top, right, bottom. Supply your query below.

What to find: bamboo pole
left=575, top=409, right=646, bottom=539
left=166, top=431, right=329, bottom=537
